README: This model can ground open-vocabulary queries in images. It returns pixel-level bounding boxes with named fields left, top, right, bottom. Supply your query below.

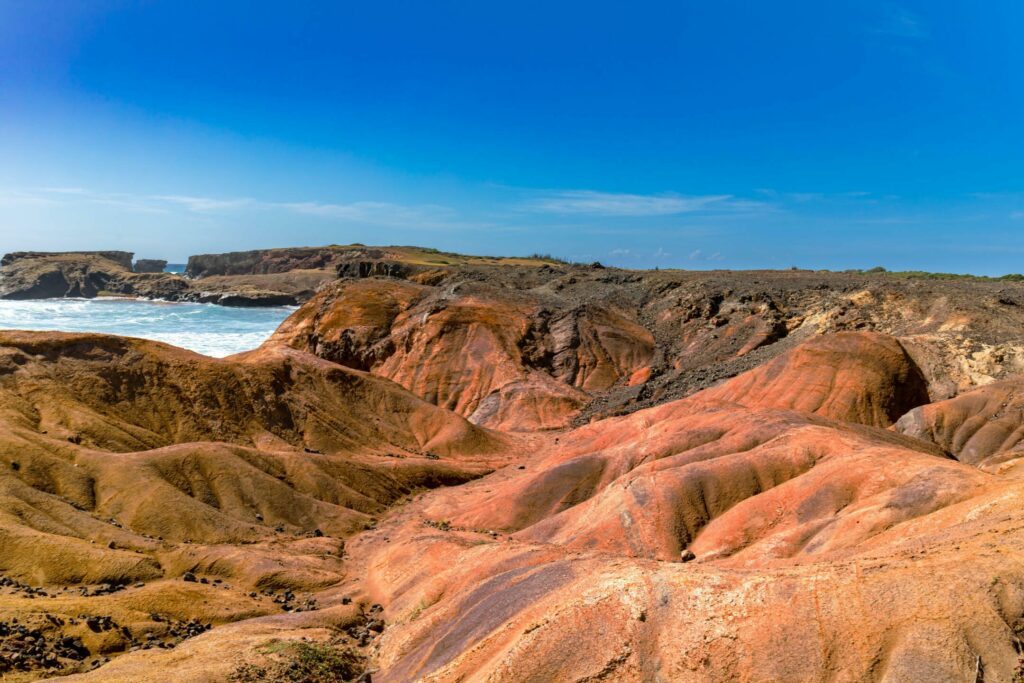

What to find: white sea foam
left=0, top=298, right=293, bottom=357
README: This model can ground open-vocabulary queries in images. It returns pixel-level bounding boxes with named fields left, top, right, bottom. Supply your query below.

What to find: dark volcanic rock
left=134, top=259, right=168, bottom=274
left=336, top=260, right=428, bottom=280
left=200, top=292, right=299, bottom=307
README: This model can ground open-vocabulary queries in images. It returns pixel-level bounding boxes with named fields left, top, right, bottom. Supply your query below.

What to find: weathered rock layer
left=270, top=263, right=1024, bottom=430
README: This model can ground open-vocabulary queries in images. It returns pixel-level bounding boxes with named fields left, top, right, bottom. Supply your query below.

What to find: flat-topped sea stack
left=0, top=250, right=157, bottom=299
left=1, top=250, right=135, bottom=271
left=132, top=259, right=168, bottom=274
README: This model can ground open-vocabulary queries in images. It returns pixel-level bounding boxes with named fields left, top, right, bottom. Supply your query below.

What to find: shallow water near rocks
left=0, top=298, right=293, bottom=357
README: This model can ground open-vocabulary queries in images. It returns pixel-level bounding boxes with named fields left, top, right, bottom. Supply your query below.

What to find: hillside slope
left=269, top=264, right=1024, bottom=430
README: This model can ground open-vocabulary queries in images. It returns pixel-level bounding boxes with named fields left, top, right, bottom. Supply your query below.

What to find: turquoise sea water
left=0, top=298, right=293, bottom=357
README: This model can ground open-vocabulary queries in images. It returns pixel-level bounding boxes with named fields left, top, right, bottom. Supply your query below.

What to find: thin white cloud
left=152, top=195, right=255, bottom=212
left=31, top=187, right=166, bottom=213
left=12, top=187, right=465, bottom=230
left=524, top=190, right=736, bottom=216
left=787, top=192, right=824, bottom=203
left=88, top=197, right=169, bottom=214
left=37, top=187, right=89, bottom=195
left=687, top=249, right=724, bottom=262
left=870, top=5, right=926, bottom=39
left=0, top=189, right=59, bottom=206
left=274, top=200, right=453, bottom=226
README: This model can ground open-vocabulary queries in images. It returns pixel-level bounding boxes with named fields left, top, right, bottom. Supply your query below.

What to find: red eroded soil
left=4, top=261, right=1024, bottom=681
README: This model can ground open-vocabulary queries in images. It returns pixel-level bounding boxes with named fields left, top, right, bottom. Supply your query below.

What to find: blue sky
left=1, top=1, right=1023, bottom=272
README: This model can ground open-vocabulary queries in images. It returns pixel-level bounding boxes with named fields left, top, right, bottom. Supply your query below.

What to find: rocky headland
left=0, top=246, right=562, bottom=307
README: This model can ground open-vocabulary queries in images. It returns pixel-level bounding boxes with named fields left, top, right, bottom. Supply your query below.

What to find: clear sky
left=1, top=1, right=1022, bottom=272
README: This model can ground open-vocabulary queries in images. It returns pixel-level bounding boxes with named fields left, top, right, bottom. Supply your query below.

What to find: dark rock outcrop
left=197, top=291, right=299, bottom=307
left=336, top=260, right=428, bottom=280
left=133, top=259, right=168, bottom=273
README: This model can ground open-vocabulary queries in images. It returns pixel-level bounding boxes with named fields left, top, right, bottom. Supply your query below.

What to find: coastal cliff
left=0, top=250, right=314, bottom=305
left=0, top=251, right=146, bottom=299
left=0, top=245, right=561, bottom=307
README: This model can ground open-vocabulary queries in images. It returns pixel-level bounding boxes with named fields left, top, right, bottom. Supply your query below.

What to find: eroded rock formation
left=895, top=376, right=1024, bottom=470
left=270, top=262, right=1024, bottom=431
left=0, top=245, right=565, bottom=307
left=3, top=252, right=1024, bottom=681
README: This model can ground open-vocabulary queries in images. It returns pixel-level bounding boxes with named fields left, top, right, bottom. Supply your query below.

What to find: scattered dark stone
left=83, top=615, right=117, bottom=633
left=680, top=549, right=696, bottom=563
left=10, top=461, right=19, bottom=471
left=182, top=572, right=197, bottom=583
left=424, top=519, right=452, bottom=531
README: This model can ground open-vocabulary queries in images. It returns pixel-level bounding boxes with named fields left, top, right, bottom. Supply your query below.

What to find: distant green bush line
left=844, top=267, right=1024, bottom=282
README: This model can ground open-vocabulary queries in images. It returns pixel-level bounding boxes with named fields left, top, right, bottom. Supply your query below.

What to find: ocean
left=0, top=298, right=294, bottom=357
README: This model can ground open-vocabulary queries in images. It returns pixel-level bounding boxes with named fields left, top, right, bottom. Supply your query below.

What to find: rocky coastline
left=0, top=245, right=564, bottom=307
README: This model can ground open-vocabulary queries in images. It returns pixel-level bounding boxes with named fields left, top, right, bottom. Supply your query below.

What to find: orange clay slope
left=346, top=332, right=1024, bottom=682
left=0, top=330, right=522, bottom=679
left=265, top=264, right=1024, bottom=436
left=8, top=328, right=1024, bottom=682
left=696, top=330, right=930, bottom=427
left=895, top=374, right=1024, bottom=470
left=265, top=277, right=653, bottom=431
